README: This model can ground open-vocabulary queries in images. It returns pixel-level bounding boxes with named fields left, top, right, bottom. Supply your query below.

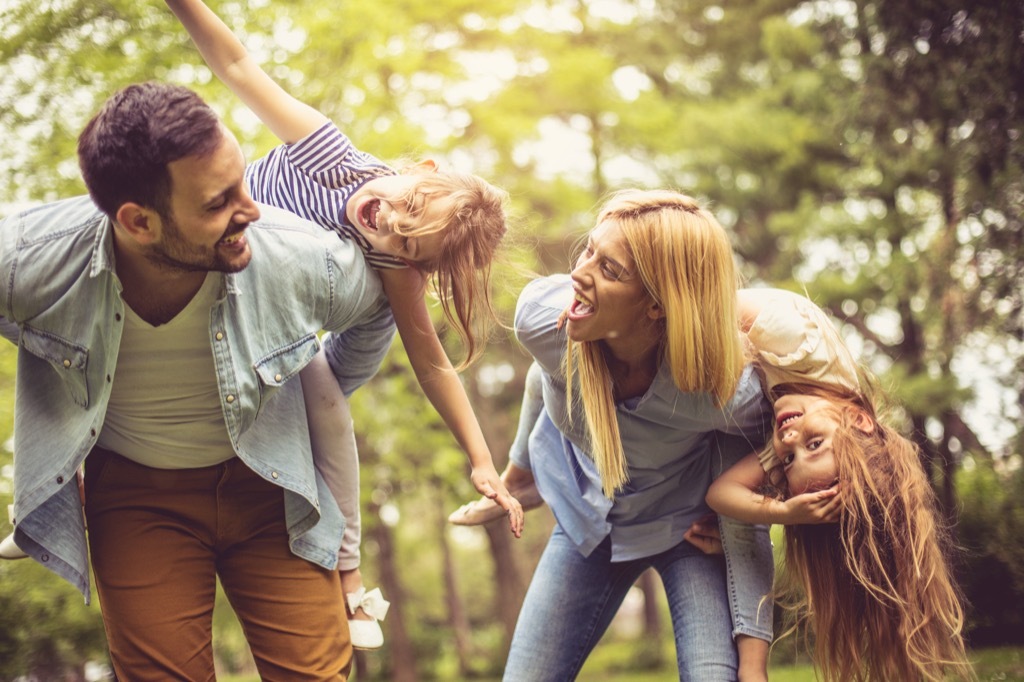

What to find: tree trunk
left=369, top=505, right=418, bottom=682
left=438, top=490, right=474, bottom=677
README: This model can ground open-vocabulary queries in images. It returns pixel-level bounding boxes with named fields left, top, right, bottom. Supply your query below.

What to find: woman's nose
left=781, top=429, right=797, bottom=443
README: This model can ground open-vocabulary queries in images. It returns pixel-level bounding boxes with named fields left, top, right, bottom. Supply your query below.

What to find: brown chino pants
left=84, top=447, right=352, bottom=681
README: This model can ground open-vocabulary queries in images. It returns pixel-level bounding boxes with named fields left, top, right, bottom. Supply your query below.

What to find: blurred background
left=1, top=0, right=1022, bottom=679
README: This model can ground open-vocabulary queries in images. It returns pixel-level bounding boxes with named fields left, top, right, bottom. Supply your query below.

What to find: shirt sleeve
left=513, top=275, right=573, bottom=379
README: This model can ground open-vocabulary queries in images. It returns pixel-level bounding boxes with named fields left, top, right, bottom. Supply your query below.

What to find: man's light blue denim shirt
left=513, top=275, right=776, bottom=640
left=0, top=195, right=396, bottom=601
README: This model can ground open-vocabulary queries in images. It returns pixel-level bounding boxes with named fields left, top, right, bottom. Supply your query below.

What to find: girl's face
left=347, top=174, right=449, bottom=267
left=772, top=393, right=842, bottom=495
left=565, top=220, right=656, bottom=345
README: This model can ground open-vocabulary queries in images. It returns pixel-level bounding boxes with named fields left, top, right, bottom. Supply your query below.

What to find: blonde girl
left=165, top=0, right=523, bottom=650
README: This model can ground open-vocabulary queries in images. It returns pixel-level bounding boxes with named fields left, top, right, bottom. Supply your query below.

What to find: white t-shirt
left=98, top=273, right=236, bottom=468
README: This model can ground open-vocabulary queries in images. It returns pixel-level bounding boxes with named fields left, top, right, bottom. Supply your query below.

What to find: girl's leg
left=711, top=433, right=774, bottom=681
left=449, top=362, right=545, bottom=525
left=503, top=526, right=646, bottom=682
left=653, top=540, right=738, bottom=682
left=300, top=349, right=388, bottom=650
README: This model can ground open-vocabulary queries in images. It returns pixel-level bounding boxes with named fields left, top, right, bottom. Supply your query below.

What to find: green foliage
left=956, top=457, right=1024, bottom=646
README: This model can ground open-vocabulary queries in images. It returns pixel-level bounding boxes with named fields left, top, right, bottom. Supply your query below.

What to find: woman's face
left=565, top=219, right=655, bottom=345
left=772, top=393, right=842, bottom=496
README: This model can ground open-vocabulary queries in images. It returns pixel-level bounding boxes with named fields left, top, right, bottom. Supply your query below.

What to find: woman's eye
left=807, top=439, right=824, bottom=451
left=601, top=262, right=623, bottom=280
left=782, top=452, right=795, bottom=467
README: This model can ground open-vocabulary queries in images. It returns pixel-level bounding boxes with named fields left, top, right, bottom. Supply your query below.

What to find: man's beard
left=146, top=213, right=251, bottom=274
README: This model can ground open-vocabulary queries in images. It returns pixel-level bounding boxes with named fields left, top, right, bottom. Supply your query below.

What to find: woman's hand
left=683, top=514, right=723, bottom=554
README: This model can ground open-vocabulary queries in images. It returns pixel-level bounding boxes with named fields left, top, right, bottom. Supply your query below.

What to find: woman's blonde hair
left=392, top=170, right=509, bottom=368
left=766, top=385, right=974, bottom=682
left=563, top=189, right=746, bottom=497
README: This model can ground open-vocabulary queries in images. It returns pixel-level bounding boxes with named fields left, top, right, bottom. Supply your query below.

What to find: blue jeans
left=504, top=526, right=738, bottom=681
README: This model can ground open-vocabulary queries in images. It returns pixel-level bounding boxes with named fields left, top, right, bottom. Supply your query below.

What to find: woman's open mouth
left=566, top=291, right=595, bottom=320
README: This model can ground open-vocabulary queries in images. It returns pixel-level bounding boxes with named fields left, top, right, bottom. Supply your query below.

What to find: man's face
left=148, top=127, right=260, bottom=274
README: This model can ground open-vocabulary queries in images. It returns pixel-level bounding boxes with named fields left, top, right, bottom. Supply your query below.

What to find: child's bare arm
left=165, top=0, right=327, bottom=143
left=708, top=452, right=841, bottom=525
left=381, top=268, right=524, bottom=537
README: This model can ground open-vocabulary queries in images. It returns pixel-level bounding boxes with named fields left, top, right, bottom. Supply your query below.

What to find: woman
left=503, top=189, right=773, bottom=681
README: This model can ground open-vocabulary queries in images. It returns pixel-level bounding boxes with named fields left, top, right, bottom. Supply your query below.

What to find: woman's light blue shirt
left=514, top=275, right=772, bottom=561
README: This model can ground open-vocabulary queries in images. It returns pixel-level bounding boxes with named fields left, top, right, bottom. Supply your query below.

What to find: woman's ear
left=646, top=300, right=666, bottom=321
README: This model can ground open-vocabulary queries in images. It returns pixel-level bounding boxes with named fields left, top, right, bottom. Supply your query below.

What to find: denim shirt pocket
left=253, top=334, right=321, bottom=414
left=20, top=326, right=90, bottom=408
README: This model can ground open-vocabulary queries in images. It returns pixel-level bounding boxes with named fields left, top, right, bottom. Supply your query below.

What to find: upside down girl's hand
left=782, top=485, right=842, bottom=525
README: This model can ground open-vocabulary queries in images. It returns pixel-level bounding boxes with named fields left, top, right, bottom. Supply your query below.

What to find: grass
left=219, top=646, right=1024, bottom=681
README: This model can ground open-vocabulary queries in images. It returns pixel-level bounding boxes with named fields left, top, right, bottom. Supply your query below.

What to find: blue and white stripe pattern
left=245, top=122, right=408, bottom=270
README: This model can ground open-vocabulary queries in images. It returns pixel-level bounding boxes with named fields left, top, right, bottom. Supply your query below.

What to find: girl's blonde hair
left=563, top=189, right=746, bottom=497
left=392, top=170, right=509, bottom=368
left=766, top=385, right=974, bottom=682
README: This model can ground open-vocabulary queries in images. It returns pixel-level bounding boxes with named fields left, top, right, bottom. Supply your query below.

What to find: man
left=0, top=81, right=395, bottom=680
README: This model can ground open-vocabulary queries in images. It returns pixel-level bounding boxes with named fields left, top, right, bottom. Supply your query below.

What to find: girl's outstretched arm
left=707, top=453, right=841, bottom=525
left=166, top=0, right=327, bottom=143
left=381, top=268, right=524, bottom=537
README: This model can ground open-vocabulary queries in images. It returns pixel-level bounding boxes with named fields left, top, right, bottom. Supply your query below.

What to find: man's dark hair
left=78, top=81, right=223, bottom=220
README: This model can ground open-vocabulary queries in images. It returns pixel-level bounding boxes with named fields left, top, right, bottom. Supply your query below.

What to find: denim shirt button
left=274, top=373, right=282, bottom=382
left=271, top=471, right=279, bottom=480
left=216, top=331, right=224, bottom=341
left=226, top=394, right=235, bottom=403
left=41, top=554, right=49, bottom=562
left=62, top=359, right=71, bottom=368
left=56, top=476, right=64, bottom=484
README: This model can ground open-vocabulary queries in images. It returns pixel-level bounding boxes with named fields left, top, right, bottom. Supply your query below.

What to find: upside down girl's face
left=772, top=394, right=842, bottom=496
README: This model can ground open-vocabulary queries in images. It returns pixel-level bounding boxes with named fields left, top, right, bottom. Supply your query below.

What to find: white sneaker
left=346, top=587, right=390, bottom=650
left=0, top=532, right=27, bottom=560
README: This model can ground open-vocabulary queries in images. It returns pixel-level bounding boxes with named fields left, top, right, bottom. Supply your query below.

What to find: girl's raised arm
left=166, top=0, right=327, bottom=143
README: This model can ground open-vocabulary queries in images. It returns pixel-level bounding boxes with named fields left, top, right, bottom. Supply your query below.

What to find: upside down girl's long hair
left=563, top=189, right=746, bottom=497
left=769, top=386, right=974, bottom=681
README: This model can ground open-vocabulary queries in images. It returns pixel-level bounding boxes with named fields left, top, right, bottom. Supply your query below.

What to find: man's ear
left=115, top=203, right=160, bottom=245
left=851, top=409, right=876, bottom=434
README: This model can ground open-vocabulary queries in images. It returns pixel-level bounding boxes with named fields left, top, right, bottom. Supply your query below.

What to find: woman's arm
left=381, top=268, right=524, bottom=537
left=707, top=452, right=841, bottom=525
left=165, top=0, right=327, bottom=143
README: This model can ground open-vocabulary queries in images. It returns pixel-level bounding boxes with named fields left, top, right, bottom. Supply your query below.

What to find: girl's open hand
left=782, top=485, right=842, bottom=524
left=471, top=465, right=524, bottom=538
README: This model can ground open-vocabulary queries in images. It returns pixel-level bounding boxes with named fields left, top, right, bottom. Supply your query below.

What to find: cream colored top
left=742, top=288, right=861, bottom=471
left=98, top=273, right=236, bottom=468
